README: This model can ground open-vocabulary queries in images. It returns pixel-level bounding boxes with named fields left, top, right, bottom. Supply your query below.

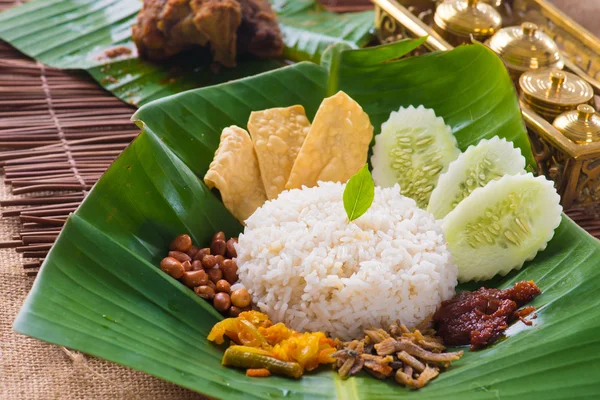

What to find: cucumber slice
left=442, top=173, right=562, bottom=282
left=428, top=136, right=526, bottom=219
left=371, top=106, right=460, bottom=209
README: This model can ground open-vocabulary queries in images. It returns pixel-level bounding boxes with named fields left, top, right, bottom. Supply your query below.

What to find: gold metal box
left=374, top=0, right=600, bottom=212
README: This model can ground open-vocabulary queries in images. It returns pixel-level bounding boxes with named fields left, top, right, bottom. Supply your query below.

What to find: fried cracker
left=204, top=126, right=267, bottom=223
left=248, top=105, right=310, bottom=199
left=285, top=91, right=373, bottom=189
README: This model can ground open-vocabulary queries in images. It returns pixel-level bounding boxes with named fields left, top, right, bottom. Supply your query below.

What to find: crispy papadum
left=248, top=105, right=310, bottom=199
left=204, top=126, right=267, bottom=223
left=286, top=91, right=373, bottom=190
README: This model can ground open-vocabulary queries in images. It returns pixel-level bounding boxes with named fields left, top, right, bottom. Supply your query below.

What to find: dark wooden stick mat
left=0, top=22, right=138, bottom=274
left=0, top=0, right=598, bottom=278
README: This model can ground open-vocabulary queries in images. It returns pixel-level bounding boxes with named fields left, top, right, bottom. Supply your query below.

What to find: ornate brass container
left=374, top=0, right=600, bottom=213
left=552, top=105, right=600, bottom=209
left=433, top=0, right=502, bottom=46
left=519, top=69, right=595, bottom=121
left=482, top=0, right=502, bottom=7
left=553, top=104, right=600, bottom=144
left=486, top=22, right=564, bottom=81
left=524, top=104, right=600, bottom=209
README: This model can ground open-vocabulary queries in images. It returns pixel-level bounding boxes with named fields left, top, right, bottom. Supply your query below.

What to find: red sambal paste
left=433, top=280, right=541, bottom=350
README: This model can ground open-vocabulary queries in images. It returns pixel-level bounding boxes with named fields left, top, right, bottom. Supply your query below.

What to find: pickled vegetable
left=208, top=311, right=337, bottom=378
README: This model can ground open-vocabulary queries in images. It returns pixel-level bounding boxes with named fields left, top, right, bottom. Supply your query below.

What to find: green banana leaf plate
left=14, top=40, right=600, bottom=399
left=0, top=0, right=374, bottom=106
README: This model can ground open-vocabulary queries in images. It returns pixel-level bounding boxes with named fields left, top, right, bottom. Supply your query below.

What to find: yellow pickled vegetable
left=238, top=319, right=271, bottom=348
left=207, top=311, right=270, bottom=344
left=259, top=323, right=293, bottom=345
left=239, top=310, right=272, bottom=328
left=208, top=311, right=336, bottom=379
left=207, top=317, right=240, bottom=345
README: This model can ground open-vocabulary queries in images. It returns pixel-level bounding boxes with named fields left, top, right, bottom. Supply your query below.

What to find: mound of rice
left=236, top=182, right=457, bottom=340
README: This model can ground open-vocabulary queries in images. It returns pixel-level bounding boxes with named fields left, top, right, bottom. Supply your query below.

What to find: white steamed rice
left=235, top=181, right=457, bottom=340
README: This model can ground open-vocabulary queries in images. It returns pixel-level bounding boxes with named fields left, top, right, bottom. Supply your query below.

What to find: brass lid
left=519, top=69, right=595, bottom=120
left=482, top=0, right=502, bottom=6
left=486, top=22, right=564, bottom=73
left=434, top=0, right=502, bottom=43
left=443, top=0, right=503, bottom=6
left=553, top=104, right=600, bottom=144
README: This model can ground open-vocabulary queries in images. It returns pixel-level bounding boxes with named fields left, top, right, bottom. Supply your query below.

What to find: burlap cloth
left=0, top=173, right=205, bottom=400
left=1, top=1, right=598, bottom=399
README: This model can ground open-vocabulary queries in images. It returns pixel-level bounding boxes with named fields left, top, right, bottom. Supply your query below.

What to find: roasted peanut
left=215, top=279, right=231, bottom=293
left=181, top=260, right=192, bottom=271
left=194, top=285, right=215, bottom=300
left=231, top=288, right=250, bottom=308
left=206, top=280, right=216, bottom=290
left=226, top=238, right=238, bottom=258
left=208, top=267, right=223, bottom=283
left=221, top=259, right=238, bottom=284
left=160, top=257, right=185, bottom=279
left=170, top=234, right=192, bottom=252
left=191, top=260, right=203, bottom=271
left=211, top=239, right=227, bottom=257
left=228, top=306, right=242, bottom=317
left=168, top=250, right=191, bottom=263
left=215, top=255, right=225, bottom=266
left=181, top=270, right=209, bottom=288
left=212, top=231, right=226, bottom=243
left=201, top=254, right=218, bottom=269
left=194, top=247, right=211, bottom=261
left=186, top=245, right=199, bottom=259
left=213, top=292, right=231, bottom=312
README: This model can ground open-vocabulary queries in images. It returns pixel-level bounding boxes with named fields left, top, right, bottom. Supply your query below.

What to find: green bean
left=222, top=346, right=303, bottom=378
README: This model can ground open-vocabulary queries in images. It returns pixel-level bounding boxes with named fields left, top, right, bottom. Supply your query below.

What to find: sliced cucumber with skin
left=443, top=173, right=562, bottom=282
left=371, top=105, right=460, bottom=209
left=428, top=136, right=527, bottom=219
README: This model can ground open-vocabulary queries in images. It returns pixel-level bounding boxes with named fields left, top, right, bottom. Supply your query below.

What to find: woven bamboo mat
left=0, top=42, right=138, bottom=274
left=0, top=0, right=139, bottom=274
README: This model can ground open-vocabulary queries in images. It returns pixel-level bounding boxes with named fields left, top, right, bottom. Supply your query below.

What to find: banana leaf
left=0, top=0, right=373, bottom=106
left=14, top=42, right=600, bottom=399
left=273, top=0, right=374, bottom=63
left=322, top=39, right=536, bottom=168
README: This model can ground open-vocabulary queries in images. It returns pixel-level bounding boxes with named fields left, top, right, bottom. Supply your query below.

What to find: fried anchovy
left=338, top=357, right=356, bottom=379
left=365, top=329, right=391, bottom=344
left=390, top=360, right=403, bottom=370
left=395, top=370, right=414, bottom=388
left=364, top=359, right=393, bottom=379
left=375, top=338, right=463, bottom=362
left=417, top=339, right=446, bottom=352
left=332, top=349, right=358, bottom=359
left=373, top=338, right=398, bottom=356
left=416, top=366, right=440, bottom=388
left=396, top=350, right=425, bottom=372
left=395, top=365, right=439, bottom=389
left=335, top=319, right=463, bottom=389
left=348, top=357, right=364, bottom=376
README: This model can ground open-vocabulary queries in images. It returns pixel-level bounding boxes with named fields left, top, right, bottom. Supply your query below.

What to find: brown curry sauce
left=433, top=281, right=541, bottom=350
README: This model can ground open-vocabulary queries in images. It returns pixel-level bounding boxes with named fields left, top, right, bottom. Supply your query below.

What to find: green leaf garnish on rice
left=343, top=164, right=375, bottom=221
